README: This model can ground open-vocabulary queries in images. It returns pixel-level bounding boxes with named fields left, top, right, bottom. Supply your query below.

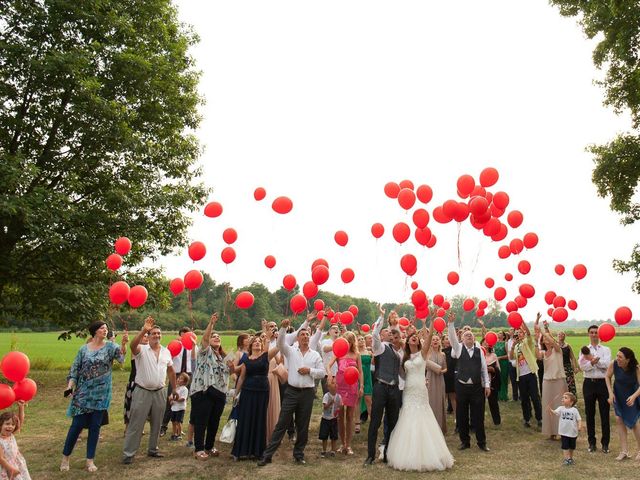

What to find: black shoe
left=257, top=457, right=272, bottom=467
left=382, top=456, right=388, bottom=464
left=478, top=445, right=490, bottom=452
left=523, top=420, right=531, bottom=428
left=588, top=445, right=596, bottom=453
left=363, top=457, right=374, bottom=466
left=458, top=443, right=471, bottom=450
left=159, top=426, right=167, bottom=437
left=537, top=420, right=542, bottom=428
left=122, top=456, right=133, bottom=465
left=294, top=458, right=306, bottom=465
left=602, top=447, right=610, bottom=454
left=147, top=450, right=164, bottom=458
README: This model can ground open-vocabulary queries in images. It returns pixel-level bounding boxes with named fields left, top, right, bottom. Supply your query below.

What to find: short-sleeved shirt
left=322, top=392, right=342, bottom=420
left=134, top=344, right=173, bottom=390
left=553, top=406, right=581, bottom=438
left=171, top=385, right=189, bottom=411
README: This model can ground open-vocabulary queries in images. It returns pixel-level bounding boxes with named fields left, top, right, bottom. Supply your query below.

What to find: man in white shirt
left=258, top=318, right=325, bottom=466
left=579, top=324, right=612, bottom=453
left=123, top=317, right=177, bottom=464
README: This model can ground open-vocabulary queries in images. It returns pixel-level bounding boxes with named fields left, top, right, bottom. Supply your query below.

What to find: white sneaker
left=378, top=445, right=385, bottom=460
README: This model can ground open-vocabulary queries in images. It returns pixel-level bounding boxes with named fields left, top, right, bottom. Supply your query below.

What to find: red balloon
left=311, top=258, right=329, bottom=271
left=544, top=291, right=556, bottom=305
left=114, top=237, right=132, bottom=255
left=442, top=300, right=451, bottom=310
left=272, top=196, right=293, bottom=214
left=457, top=174, right=475, bottom=198
left=412, top=209, right=430, bottom=229
left=498, top=245, right=511, bottom=259
left=414, top=227, right=432, bottom=246
left=547, top=307, right=554, bottom=317
left=344, top=366, right=359, bottom=385
left=397, top=188, right=416, bottom=210
left=264, top=255, right=276, bottom=269
left=12, top=378, right=37, bottom=402
left=416, top=184, right=433, bottom=204
left=0, top=384, right=15, bottom=410
left=411, top=290, right=427, bottom=308
left=615, top=306, right=633, bottom=326
left=442, top=199, right=458, bottom=219
left=235, top=291, right=255, bottom=309
left=514, top=296, right=527, bottom=308
left=452, top=202, right=470, bottom=222
left=221, top=246, right=236, bottom=264
left=361, top=324, right=371, bottom=333
left=254, top=187, right=266, bottom=201
left=553, top=295, right=566, bottom=308
left=311, top=265, right=330, bottom=285
left=469, top=196, right=489, bottom=216
left=463, top=298, right=475, bottom=311
left=398, top=317, right=410, bottom=327
left=204, top=201, right=223, bottom=218
left=169, top=278, right=185, bottom=296
left=572, top=264, right=587, bottom=280
left=504, top=273, right=513, bottom=282
left=519, top=283, right=535, bottom=299
left=399, top=179, right=414, bottom=190
left=317, top=310, right=325, bottom=321
left=167, top=340, right=182, bottom=357
left=491, top=223, right=508, bottom=242
left=508, top=312, right=523, bottom=329
left=492, top=191, right=510, bottom=210
left=506, top=301, right=518, bottom=313
left=433, top=294, right=444, bottom=306
left=567, top=300, right=578, bottom=310
left=552, top=307, right=569, bottom=322
left=433, top=205, right=452, bottom=224
left=181, top=332, right=197, bottom=349
left=222, top=228, right=238, bottom=245
left=314, top=299, right=325, bottom=311
left=518, top=260, right=531, bottom=275
left=128, top=285, right=148, bottom=309
left=109, top=281, right=130, bottom=305
left=290, top=294, right=307, bottom=314
left=371, top=223, right=385, bottom=239
left=478, top=300, right=488, bottom=310
left=437, top=308, right=446, bottom=317
left=188, top=241, right=206, bottom=261
left=384, top=182, right=400, bottom=199
left=485, top=331, right=498, bottom=347
left=483, top=217, right=501, bottom=237
left=598, top=323, right=616, bottom=342
left=555, top=264, right=565, bottom=276
left=494, top=287, right=507, bottom=301
left=433, top=317, right=446, bottom=333
left=392, top=222, right=411, bottom=244
left=184, top=270, right=204, bottom=290
left=106, top=254, right=123, bottom=271
left=479, top=167, right=499, bottom=187
left=341, top=268, right=355, bottom=284
left=507, top=210, right=523, bottom=228
left=282, top=274, right=297, bottom=291
left=326, top=309, right=335, bottom=319
left=523, top=232, right=539, bottom=249
left=333, top=338, right=349, bottom=358
left=447, top=271, right=459, bottom=285
left=302, top=281, right=318, bottom=299
left=485, top=277, right=495, bottom=288
left=491, top=204, right=505, bottom=218
left=509, top=238, right=524, bottom=255
left=341, top=311, right=355, bottom=325
left=415, top=307, right=429, bottom=319
left=334, top=230, right=349, bottom=247
left=400, top=254, right=417, bottom=276
left=1, top=352, right=30, bottom=383
left=348, top=305, right=359, bottom=317
left=334, top=312, right=342, bottom=323
left=411, top=281, right=419, bottom=290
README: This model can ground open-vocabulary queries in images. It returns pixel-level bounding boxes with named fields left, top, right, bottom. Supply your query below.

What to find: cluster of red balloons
left=108, top=281, right=148, bottom=309
left=0, top=352, right=37, bottom=409
left=105, top=236, right=132, bottom=272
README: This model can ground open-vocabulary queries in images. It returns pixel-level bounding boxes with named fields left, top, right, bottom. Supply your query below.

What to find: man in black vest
left=447, top=315, right=491, bottom=452
left=364, top=306, right=403, bottom=466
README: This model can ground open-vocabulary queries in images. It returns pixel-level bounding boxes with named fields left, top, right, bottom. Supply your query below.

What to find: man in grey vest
left=364, top=305, right=403, bottom=466
left=447, top=314, right=491, bottom=452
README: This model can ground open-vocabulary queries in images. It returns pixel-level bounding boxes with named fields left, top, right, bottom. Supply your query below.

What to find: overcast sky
left=165, top=0, right=638, bottom=322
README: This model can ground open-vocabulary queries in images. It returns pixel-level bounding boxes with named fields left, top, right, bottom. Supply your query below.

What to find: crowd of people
left=2, top=309, right=640, bottom=478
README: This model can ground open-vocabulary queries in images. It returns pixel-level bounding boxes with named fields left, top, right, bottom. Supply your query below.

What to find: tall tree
left=0, top=0, right=208, bottom=330
left=550, top=0, right=640, bottom=292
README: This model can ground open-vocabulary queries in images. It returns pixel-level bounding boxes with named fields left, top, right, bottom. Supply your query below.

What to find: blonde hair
left=343, top=331, right=358, bottom=354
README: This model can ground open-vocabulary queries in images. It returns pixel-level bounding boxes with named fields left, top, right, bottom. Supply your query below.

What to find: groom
left=364, top=306, right=403, bottom=466
left=447, top=314, right=491, bottom=452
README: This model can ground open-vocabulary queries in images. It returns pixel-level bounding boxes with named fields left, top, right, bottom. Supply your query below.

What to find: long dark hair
left=619, top=347, right=638, bottom=372
left=403, top=331, right=419, bottom=365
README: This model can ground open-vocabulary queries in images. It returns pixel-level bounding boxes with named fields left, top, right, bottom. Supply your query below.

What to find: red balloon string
left=188, top=290, right=194, bottom=330
left=222, top=284, right=233, bottom=329
left=457, top=223, right=462, bottom=270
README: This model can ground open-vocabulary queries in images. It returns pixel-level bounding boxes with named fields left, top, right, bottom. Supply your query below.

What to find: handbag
left=219, top=418, right=237, bottom=443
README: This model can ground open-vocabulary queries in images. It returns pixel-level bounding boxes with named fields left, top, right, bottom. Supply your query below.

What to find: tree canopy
left=0, top=0, right=208, bottom=330
left=550, top=0, right=640, bottom=293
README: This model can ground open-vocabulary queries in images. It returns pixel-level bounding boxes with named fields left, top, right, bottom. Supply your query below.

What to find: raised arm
left=447, top=313, right=461, bottom=359
left=131, top=316, right=155, bottom=355
left=200, top=313, right=218, bottom=349
left=372, top=304, right=386, bottom=356
left=420, top=319, right=433, bottom=360
left=119, top=330, right=129, bottom=357
left=277, top=318, right=292, bottom=358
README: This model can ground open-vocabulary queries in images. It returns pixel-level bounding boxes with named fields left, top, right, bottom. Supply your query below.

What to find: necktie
left=180, top=347, right=188, bottom=373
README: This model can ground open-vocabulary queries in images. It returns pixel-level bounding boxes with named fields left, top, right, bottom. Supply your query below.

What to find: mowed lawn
left=1, top=331, right=640, bottom=479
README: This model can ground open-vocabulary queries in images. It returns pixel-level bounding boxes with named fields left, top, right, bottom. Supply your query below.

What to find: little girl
left=0, top=401, right=30, bottom=480
left=548, top=392, right=582, bottom=466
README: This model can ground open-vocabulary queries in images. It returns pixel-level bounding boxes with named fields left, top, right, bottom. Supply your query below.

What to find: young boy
left=170, top=373, right=190, bottom=440
left=548, top=392, right=582, bottom=465
left=580, top=346, right=592, bottom=365
left=319, top=381, right=342, bottom=457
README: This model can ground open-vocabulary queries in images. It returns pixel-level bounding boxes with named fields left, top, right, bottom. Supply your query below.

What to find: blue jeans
left=62, top=410, right=104, bottom=459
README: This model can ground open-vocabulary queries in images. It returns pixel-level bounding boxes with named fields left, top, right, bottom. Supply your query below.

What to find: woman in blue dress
left=605, top=347, right=640, bottom=461
left=60, top=321, right=127, bottom=472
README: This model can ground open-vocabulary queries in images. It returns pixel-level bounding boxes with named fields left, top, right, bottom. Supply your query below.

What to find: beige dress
left=266, top=355, right=281, bottom=443
left=426, top=351, right=447, bottom=434
left=541, top=349, right=567, bottom=436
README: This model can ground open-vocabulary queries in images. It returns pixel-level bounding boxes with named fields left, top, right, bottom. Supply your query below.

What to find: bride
left=386, top=319, right=454, bottom=471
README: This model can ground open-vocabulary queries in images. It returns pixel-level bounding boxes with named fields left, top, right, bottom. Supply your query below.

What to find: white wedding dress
left=386, top=352, right=454, bottom=471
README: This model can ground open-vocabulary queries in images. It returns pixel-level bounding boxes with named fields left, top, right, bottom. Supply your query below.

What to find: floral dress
left=0, top=435, right=30, bottom=480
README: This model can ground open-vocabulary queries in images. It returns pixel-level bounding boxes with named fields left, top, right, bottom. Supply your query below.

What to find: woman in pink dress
left=327, top=331, right=363, bottom=455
